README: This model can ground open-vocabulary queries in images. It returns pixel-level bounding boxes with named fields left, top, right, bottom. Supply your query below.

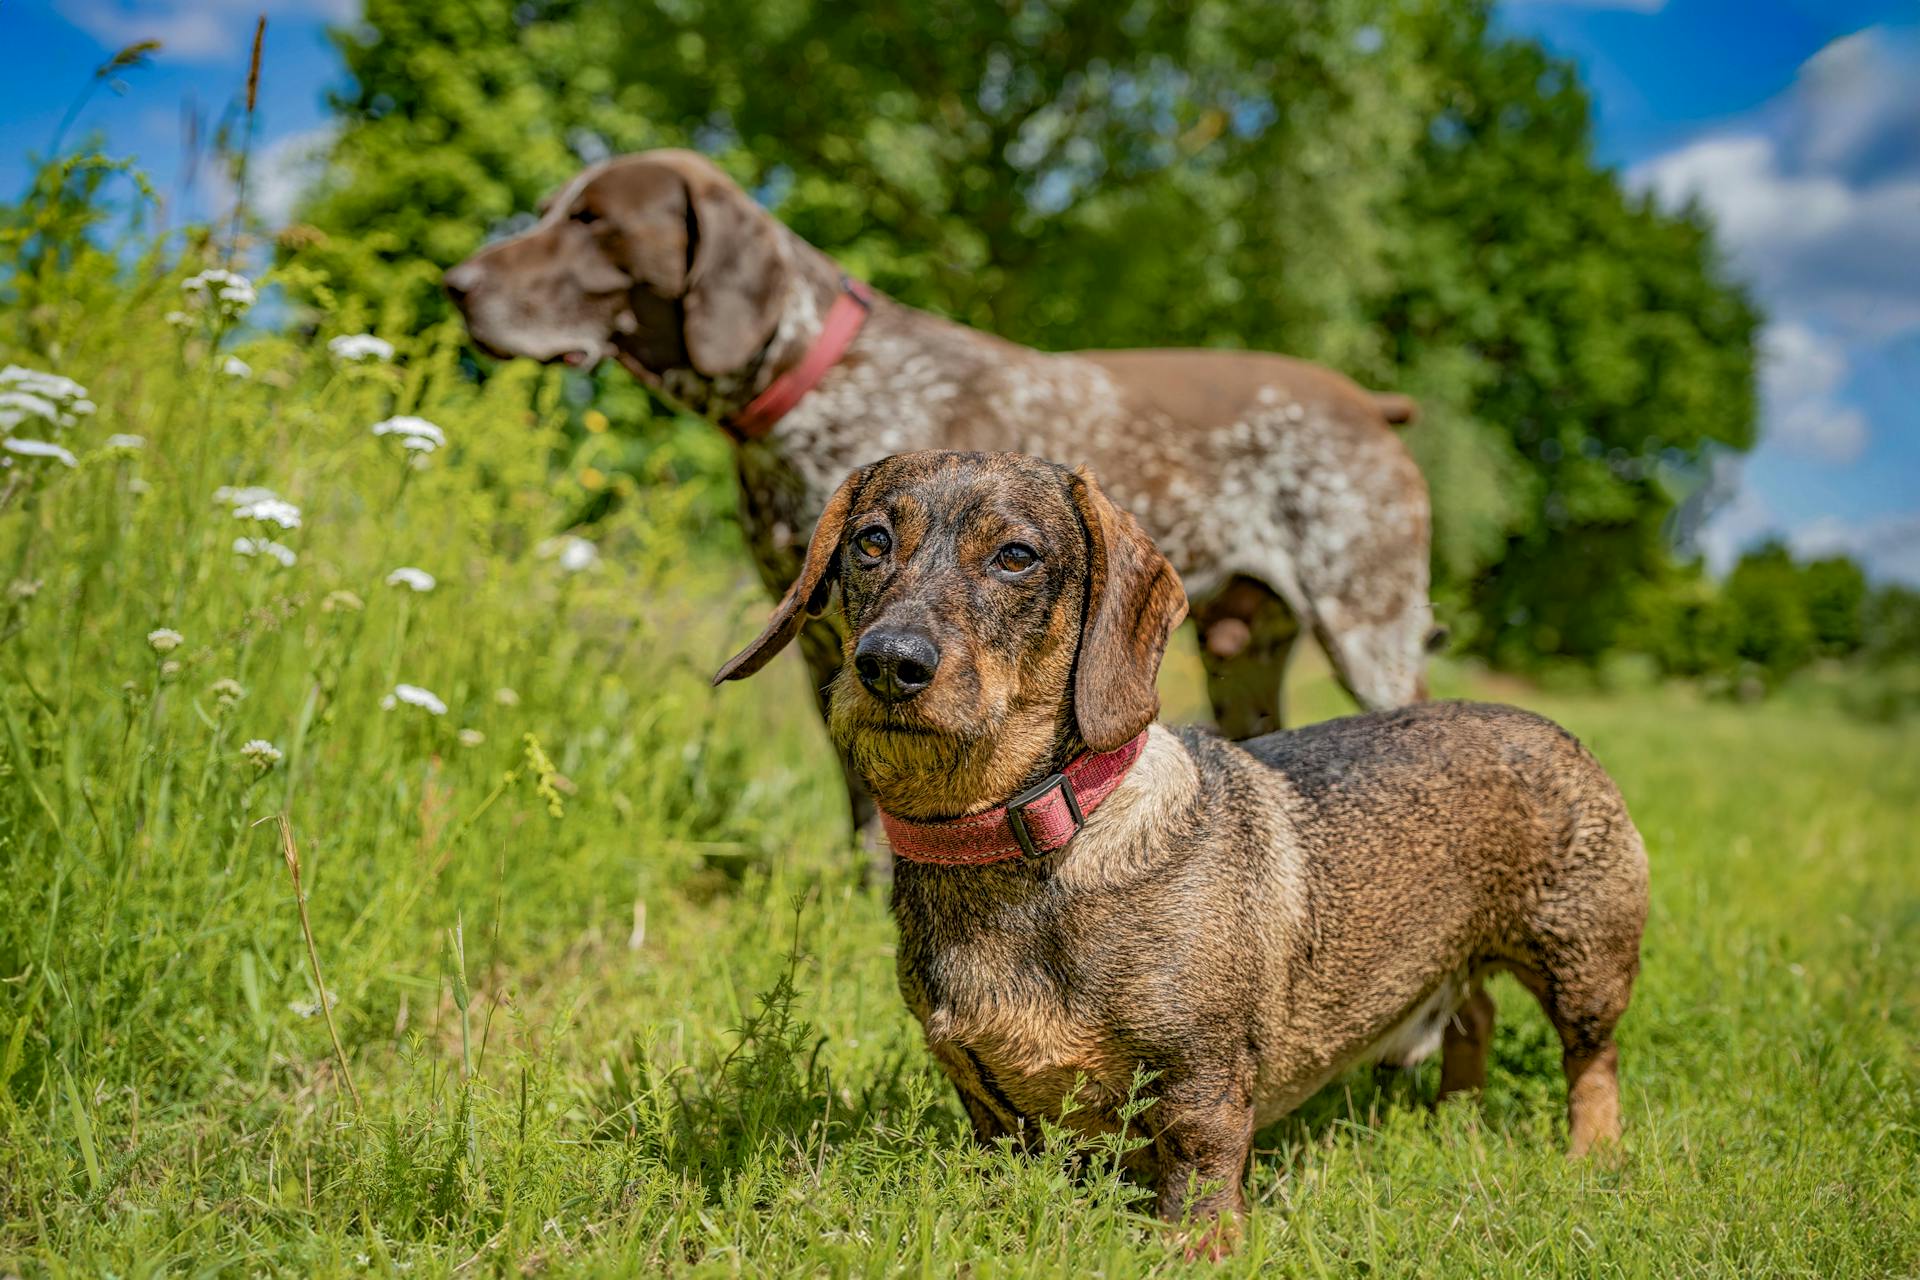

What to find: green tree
left=1861, top=583, right=1920, bottom=665
left=298, top=0, right=1761, bottom=670
left=1377, top=3, right=1761, bottom=664
left=1798, top=555, right=1867, bottom=657
left=301, top=0, right=1423, bottom=368
left=293, top=0, right=615, bottom=334
left=1720, top=542, right=1814, bottom=678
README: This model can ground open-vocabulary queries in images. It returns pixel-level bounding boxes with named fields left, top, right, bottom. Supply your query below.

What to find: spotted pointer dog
left=713, top=450, right=1647, bottom=1245
left=447, top=149, right=1435, bottom=839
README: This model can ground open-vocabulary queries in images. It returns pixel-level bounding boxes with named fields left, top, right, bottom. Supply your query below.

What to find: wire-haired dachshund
left=715, top=450, right=1647, bottom=1245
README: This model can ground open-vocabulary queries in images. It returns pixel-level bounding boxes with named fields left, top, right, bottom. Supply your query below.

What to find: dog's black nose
left=854, top=627, right=940, bottom=703
left=443, top=262, right=481, bottom=305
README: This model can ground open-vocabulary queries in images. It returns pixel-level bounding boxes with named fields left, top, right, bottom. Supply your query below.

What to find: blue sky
left=5, top=0, right=1916, bottom=583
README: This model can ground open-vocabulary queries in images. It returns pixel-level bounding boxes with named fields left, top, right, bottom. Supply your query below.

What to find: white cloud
left=1631, top=132, right=1920, bottom=342
left=1786, top=28, right=1920, bottom=184
left=1694, top=469, right=1774, bottom=575
left=55, top=0, right=356, bottom=63
left=1791, top=512, right=1920, bottom=586
left=1628, top=27, right=1920, bottom=342
left=1694, top=470, right=1920, bottom=586
left=201, top=123, right=336, bottom=229
left=1634, top=25, right=1917, bottom=579
left=253, top=124, right=337, bottom=226
left=1758, top=323, right=1869, bottom=464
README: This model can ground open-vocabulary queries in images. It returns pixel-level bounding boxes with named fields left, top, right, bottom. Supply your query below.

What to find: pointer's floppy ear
left=681, top=165, right=790, bottom=377
left=713, top=464, right=872, bottom=685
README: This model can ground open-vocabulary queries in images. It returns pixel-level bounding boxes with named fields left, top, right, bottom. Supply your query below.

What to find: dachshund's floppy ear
left=713, top=465, right=872, bottom=685
left=1067, top=467, right=1188, bottom=751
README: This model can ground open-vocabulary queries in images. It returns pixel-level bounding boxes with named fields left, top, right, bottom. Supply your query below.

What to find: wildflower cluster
left=385, top=567, right=435, bottom=593
left=234, top=537, right=297, bottom=566
left=179, top=268, right=257, bottom=322
left=1, top=365, right=95, bottom=470
left=1, top=365, right=96, bottom=428
left=371, top=415, right=445, bottom=456
left=241, top=738, right=284, bottom=772
left=382, top=683, right=448, bottom=715
left=12, top=330, right=510, bottom=793
left=328, top=334, right=394, bottom=363
left=233, top=496, right=302, bottom=530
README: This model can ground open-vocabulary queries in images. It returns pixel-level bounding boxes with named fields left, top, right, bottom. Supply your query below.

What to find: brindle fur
left=448, top=150, right=1435, bottom=850
left=716, top=452, right=1649, bottom=1235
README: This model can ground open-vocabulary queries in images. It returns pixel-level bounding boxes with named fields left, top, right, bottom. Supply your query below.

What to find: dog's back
left=1223, top=701, right=1648, bottom=1119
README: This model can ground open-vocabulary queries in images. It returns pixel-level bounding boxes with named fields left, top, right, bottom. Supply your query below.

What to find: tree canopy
left=296, top=0, right=1762, bottom=669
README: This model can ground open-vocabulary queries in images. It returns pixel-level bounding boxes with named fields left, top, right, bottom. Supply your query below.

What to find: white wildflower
left=210, top=677, right=246, bottom=708
left=540, top=534, right=600, bottom=573
left=241, top=738, right=283, bottom=770
left=8, top=578, right=42, bottom=601
left=233, top=536, right=297, bottom=566
left=457, top=728, right=486, bottom=748
left=103, top=433, right=145, bottom=451
left=322, top=589, right=364, bottom=613
left=0, top=365, right=87, bottom=402
left=160, top=659, right=181, bottom=679
left=2, top=438, right=78, bottom=467
left=494, top=686, right=520, bottom=707
left=222, top=356, right=252, bottom=379
left=0, top=391, right=61, bottom=430
left=147, top=627, right=183, bottom=652
left=0, top=368, right=92, bottom=429
left=214, top=484, right=278, bottom=508
left=128, top=477, right=151, bottom=494
left=164, top=310, right=194, bottom=331
left=181, top=268, right=256, bottom=318
left=400, top=434, right=437, bottom=454
left=385, top=566, right=436, bottom=593
left=233, top=497, right=302, bottom=529
left=328, top=334, right=394, bottom=362
left=382, top=683, right=448, bottom=715
left=371, top=416, right=446, bottom=449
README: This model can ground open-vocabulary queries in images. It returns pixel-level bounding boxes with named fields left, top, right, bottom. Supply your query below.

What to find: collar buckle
left=1005, top=770, right=1083, bottom=859
left=840, top=274, right=873, bottom=312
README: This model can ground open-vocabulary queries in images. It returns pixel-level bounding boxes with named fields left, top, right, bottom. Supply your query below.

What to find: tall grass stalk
left=224, top=15, right=266, bottom=263
left=268, top=813, right=362, bottom=1116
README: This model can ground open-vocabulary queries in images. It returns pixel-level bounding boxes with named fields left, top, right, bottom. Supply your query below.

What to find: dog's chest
left=896, top=893, right=1137, bottom=1125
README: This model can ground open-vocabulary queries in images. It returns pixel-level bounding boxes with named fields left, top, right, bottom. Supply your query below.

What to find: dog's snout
left=443, top=261, right=483, bottom=305
left=854, top=627, right=941, bottom=704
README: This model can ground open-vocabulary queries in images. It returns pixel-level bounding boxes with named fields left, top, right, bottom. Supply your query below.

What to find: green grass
left=3, top=261, right=1918, bottom=1277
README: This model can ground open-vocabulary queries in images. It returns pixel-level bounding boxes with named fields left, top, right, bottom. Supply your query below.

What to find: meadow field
left=2, top=264, right=1917, bottom=1277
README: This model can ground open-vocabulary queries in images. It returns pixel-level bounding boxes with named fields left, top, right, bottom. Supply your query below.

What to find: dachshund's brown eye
left=992, top=542, right=1038, bottom=575
left=852, top=526, right=891, bottom=562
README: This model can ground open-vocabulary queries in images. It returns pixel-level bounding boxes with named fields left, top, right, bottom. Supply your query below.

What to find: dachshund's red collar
left=726, top=277, right=872, bottom=440
left=879, top=732, right=1149, bottom=867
